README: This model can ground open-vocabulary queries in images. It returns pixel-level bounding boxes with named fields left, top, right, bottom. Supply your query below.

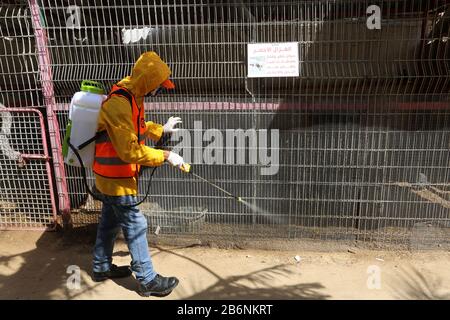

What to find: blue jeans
left=92, top=191, right=157, bottom=285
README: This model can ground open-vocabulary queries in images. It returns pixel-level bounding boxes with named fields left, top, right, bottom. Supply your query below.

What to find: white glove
left=167, top=151, right=185, bottom=168
left=163, top=116, right=182, bottom=133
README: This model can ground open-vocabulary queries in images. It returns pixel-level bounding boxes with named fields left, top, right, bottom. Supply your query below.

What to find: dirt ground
left=0, top=230, right=449, bottom=300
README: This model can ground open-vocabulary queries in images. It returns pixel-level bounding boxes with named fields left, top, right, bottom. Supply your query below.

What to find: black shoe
left=138, top=274, right=179, bottom=297
left=92, top=264, right=132, bottom=282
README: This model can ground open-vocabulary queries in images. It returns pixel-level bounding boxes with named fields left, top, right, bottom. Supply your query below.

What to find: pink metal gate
left=0, top=108, right=57, bottom=230
left=0, top=2, right=69, bottom=230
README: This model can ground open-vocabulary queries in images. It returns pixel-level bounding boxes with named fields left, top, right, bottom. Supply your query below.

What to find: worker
left=90, top=51, right=186, bottom=297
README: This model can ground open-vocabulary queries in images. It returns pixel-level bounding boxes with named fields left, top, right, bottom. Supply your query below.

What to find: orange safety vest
left=93, top=84, right=146, bottom=179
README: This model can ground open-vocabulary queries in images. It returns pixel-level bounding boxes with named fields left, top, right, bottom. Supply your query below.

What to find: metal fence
left=0, top=3, right=58, bottom=230
left=0, top=106, right=57, bottom=230
left=1, top=0, right=449, bottom=246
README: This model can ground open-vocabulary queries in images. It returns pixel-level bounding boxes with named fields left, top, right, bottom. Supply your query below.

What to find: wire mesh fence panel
left=0, top=108, right=57, bottom=230
left=30, top=0, right=450, bottom=246
left=0, top=2, right=43, bottom=109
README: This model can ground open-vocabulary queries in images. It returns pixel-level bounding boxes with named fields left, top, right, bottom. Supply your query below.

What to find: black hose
left=68, top=139, right=164, bottom=209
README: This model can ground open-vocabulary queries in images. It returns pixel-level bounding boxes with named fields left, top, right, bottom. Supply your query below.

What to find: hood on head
left=117, top=51, right=171, bottom=97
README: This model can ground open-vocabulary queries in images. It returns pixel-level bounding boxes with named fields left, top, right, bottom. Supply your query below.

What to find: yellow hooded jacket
left=94, top=52, right=171, bottom=196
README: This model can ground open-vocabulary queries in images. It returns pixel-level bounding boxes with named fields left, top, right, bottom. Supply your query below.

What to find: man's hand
left=163, top=116, right=182, bottom=133
left=165, top=151, right=186, bottom=171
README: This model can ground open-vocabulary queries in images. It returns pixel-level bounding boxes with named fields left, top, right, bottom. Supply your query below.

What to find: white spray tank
left=62, top=80, right=106, bottom=167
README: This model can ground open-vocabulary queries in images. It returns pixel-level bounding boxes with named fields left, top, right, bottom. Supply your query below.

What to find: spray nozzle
left=180, top=163, right=192, bottom=173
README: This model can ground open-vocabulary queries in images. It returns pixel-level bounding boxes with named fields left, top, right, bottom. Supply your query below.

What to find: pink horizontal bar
left=21, top=154, right=50, bottom=160
left=397, top=102, right=450, bottom=110
left=0, top=107, right=45, bottom=113
left=54, top=101, right=450, bottom=111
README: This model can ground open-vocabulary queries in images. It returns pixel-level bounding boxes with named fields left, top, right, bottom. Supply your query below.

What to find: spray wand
left=179, top=163, right=243, bottom=203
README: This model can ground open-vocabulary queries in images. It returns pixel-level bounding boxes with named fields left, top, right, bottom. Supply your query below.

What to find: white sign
left=247, top=42, right=299, bottom=78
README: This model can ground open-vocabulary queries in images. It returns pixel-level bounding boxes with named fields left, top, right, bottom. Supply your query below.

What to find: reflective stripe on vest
left=92, top=85, right=146, bottom=179
left=94, top=157, right=128, bottom=165
left=95, top=131, right=146, bottom=144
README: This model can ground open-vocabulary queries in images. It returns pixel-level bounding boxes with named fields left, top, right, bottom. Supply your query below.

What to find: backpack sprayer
left=62, top=80, right=244, bottom=208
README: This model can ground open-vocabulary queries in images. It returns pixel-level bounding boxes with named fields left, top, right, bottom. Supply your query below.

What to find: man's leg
left=92, top=201, right=121, bottom=273
left=112, top=196, right=157, bottom=285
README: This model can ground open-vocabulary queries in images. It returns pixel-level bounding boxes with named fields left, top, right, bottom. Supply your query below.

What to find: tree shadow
left=388, top=266, right=450, bottom=300
left=0, top=225, right=102, bottom=299
left=185, top=266, right=329, bottom=300
left=153, top=246, right=330, bottom=300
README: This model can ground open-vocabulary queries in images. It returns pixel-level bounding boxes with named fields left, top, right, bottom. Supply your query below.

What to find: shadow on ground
left=388, top=266, right=450, bottom=300
left=0, top=224, right=101, bottom=299
left=0, top=227, right=329, bottom=299
left=151, top=246, right=330, bottom=300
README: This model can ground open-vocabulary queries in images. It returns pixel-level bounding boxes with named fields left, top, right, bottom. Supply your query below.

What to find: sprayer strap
left=77, top=88, right=134, bottom=151
left=77, top=130, right=107, bottom=150
left=111, top=88, right=133, bottom=106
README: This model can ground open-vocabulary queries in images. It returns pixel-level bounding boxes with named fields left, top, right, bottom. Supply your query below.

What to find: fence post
left=29, top=0, right=71, bottom=228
